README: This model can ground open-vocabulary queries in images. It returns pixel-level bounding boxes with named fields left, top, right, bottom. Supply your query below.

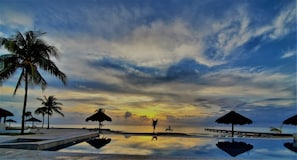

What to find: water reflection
left=216, top=139, right=253, bottom=157
left=58, top=134, right=297, bottom=159
left=86, top=136, right=111, bottom=149
left=284, top=142, right=297, bottom=153
left=152, top=133, right=158, bottom=141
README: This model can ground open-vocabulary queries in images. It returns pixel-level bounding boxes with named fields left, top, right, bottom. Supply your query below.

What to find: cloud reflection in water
left=59, top=134, right=297, bottom=159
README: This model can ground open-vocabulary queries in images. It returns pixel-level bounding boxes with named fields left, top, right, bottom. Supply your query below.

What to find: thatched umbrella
left=86, top=109, right=112, bottom=133
left=5, top=119, right=16, bottom=128
left=216, top=140, right=253, bottom=157
left=216, top=111, right=252, bottom=137
left=26, top=117, right=42, bottom=127
left=0, top=108, right=14, bottom=123
left=283, top=115, right=297, bottom=126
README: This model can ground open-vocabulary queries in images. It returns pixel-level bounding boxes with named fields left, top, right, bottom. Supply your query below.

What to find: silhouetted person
left=152, top=119, right=158, bottom=133
left=165, top=125, right=173, bottom=132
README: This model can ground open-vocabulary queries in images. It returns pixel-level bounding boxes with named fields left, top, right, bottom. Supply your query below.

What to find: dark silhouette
left=0, top=108, right=13, bottom=123
left=25, top=111, right=32, bottom=119
left=0, top=31, right=67, bottom=134
left=284, top=142, right=297, bottom=153
left=216, top=140, right=253, bottom=157
left=152, top=134, right=158, bottom=141
left=283, top=114, right=297, bottom=125
left=216, top=111, right=252, bottom=137
left=5, top=119, right=16, bottom=128
left=35, top=107, right=47, bottom=128
left=37, top=96, right=64, bottom=129
left=25, top=117, right=42, bottom=128
left=86, top=137, right=111, bottom=149
left=86, top=108, right=112, bottom=133
left=152, top=119, right=158, bottom=133
left=165, top=125, right=173, bottom=132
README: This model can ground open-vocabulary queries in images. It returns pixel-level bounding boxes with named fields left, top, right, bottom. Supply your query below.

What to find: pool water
left=58, top=134, right=297, bottom=159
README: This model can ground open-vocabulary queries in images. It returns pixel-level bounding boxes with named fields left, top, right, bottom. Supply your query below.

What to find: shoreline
left=1, top=127, right=293, bottom=139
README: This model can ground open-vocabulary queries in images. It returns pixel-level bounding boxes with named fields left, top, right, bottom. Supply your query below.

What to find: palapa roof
left=25, top=117, right=42, bottom=122
left=216, top=111, right=252, bottom=125
left=0, top=108, right=14, bottom=117
left=86, top=109, right=112, bottom=122
left=283, top=115, right=297, bottom=125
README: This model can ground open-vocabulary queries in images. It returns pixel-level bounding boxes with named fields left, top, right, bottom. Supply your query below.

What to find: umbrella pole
left=232, top=123, right=234, bottom=137
left=98, top=122, right=100, bottom=135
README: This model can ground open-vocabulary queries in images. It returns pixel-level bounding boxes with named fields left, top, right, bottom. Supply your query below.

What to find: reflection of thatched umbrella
left=216, top=111, right=252, bottom=137
left=5, top=119, right=16, bottom=128
left=216, top=140, right=253, bottom=157
left=86, top=137, right=111, bottom=149
left=284, top=142, right=297, bottom=153
left=26, top=117, right=41, bottom=127
left=0, top=108, right=14, bottom=123
left=283, top=115, right=297, bottom=126
left=86, top=109, right=112, bottom=132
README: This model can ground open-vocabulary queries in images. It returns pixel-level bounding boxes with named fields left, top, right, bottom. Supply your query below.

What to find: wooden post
left=232, top=123, right=234, bottom=137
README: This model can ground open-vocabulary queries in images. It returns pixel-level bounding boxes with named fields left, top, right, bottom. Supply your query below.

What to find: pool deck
left=0, top=128, right=99, bottom=150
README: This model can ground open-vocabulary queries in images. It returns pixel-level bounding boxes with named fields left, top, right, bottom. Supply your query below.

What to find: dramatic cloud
left=0, top=0, right=295, bottom=128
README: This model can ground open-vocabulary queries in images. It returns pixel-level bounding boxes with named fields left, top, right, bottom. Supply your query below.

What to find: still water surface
left=58, top=133, right=297, bottom=159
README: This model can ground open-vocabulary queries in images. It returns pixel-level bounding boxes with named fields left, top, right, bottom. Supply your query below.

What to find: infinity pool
left=58, top=134, right=297, bottom=159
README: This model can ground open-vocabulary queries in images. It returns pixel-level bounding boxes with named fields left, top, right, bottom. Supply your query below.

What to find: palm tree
left=0, top=30, right=67, bottom=134
left=37, top=95, right=64, bottom=129
left=34, top=107, right=47, bottom=128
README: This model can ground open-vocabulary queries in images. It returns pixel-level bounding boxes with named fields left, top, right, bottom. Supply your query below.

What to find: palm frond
left=30, top=69, right=47, bottom=90
left=0, top=63, right=18, bottom=81
left=13, top=69, right=25, bottom=95
left=38, top=58, right=67, bottom=84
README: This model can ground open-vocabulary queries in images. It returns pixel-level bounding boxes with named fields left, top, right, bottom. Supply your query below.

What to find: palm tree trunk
left=21, top=72, right=28, bottom=134
left=42, top=115, right=44, bottom=128
left=47, top=112, right=50, bottom=129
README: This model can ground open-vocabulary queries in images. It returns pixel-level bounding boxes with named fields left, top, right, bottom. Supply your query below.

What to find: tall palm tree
left=34, top=107, right=47, bottom=128
left=37, top=95, right=64, bottom=129
left=0, top=30, right=67, bottom=134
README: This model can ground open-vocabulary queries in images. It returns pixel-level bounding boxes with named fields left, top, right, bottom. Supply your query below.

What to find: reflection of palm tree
left=0, top=31, right=67, bottom=134
left=35, top=107, right=47, bottom=128
left=37, top=95, right=64, bottom=129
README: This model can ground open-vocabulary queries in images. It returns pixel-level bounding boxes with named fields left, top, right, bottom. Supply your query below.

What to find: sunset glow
left=0, top=0, right=296, bottom=130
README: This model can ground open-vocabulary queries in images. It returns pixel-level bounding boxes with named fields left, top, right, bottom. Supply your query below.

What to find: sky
left=0, top=0, right=296, bottom=130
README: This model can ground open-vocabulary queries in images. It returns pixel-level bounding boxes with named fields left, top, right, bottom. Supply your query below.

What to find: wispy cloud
left=281, top=50, right=296, bottom=59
